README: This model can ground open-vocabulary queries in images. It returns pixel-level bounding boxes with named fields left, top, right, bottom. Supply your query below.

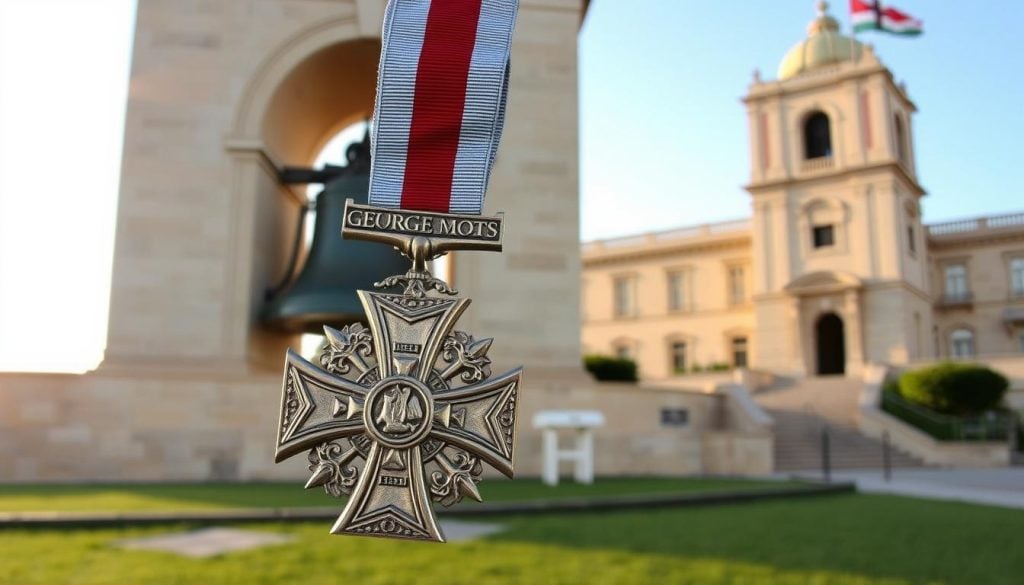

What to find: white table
left=532, top=410, right=605, bottom=486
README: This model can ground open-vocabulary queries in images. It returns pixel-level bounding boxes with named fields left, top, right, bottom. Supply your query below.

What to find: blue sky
left=579, top=0, right=1024, bottom=240
left=0, top=0, right=1021, bottom=371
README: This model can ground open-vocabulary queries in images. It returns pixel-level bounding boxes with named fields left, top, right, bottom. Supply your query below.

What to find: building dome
left=778, top=2, right=864, bottom=80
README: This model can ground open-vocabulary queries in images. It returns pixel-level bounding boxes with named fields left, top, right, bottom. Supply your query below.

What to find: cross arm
left=429, top=367, right=522, bottom=477
left=275, top=349, right=370, bottom=462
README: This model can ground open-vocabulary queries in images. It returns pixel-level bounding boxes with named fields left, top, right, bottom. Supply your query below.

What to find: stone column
left=788, top=295, right=806, bottom=374
left=843, top=289, right=864, bottom=374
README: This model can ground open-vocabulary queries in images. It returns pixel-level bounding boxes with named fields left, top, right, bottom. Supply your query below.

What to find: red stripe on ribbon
left=401, top=0, right=483, bottom=212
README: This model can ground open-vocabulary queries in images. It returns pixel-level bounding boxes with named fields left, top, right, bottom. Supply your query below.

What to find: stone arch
left=815, top=312, right=845, bottom=375
left=221, top=16, right=386, bottom=367
left=791, top=101, right=845, bottom=166
left=229, top=16, right=381, bottom=164
left=802, top=110, right=832, bottom=159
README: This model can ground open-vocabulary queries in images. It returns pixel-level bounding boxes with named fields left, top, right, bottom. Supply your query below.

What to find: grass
left=0, top=477, right=797, bottom=513
left=0, top=493, right=1022, bottom=584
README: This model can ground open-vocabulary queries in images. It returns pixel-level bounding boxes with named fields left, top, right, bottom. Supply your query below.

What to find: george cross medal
left=272, top=0, right=522, bottom=543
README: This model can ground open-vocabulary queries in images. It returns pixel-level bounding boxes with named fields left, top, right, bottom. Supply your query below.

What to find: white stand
left=532, top=410, right=605, bottom=486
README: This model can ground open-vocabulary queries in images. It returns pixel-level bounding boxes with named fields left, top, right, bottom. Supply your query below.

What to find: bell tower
left=744, top=2, right=931, bottom=376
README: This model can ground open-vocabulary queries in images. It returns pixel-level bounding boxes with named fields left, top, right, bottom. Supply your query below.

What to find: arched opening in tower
left=815, top=312, right=845, bottom=375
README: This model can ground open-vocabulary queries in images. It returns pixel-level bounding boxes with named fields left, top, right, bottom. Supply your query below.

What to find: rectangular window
left=668, top=273, right=681, bottom=311
left=670, top=341, right=687, bottom=373
left=907, top=225, right=917, bottom=254
left=944, top=264, right=969, bottom=302
left=812, top=225, right=835, bottom=248
left=667, top=271, right=688, bottom=312
left=613, top=277, right=634, bottom=318
left=731, top=337, right=749, bottom=368
left=1011, top=258, right=1024, bottom=298
left=727, top=265, right=747, bottom=306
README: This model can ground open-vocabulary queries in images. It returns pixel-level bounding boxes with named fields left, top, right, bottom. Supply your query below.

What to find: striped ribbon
left=368, top=0, right=518, bottom=215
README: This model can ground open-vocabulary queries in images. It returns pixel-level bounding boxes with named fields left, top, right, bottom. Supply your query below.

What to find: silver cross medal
left=273, top=202, right=522, bottom=542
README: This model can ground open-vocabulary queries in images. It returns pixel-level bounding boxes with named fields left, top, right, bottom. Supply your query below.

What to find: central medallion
left=364, top=376, right=434, bottom=449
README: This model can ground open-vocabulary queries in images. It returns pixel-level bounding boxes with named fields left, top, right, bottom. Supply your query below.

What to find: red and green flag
left=851, top=0, right=923, bottom=36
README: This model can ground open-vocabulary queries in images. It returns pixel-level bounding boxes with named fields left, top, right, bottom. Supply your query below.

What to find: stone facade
left=582, top=6, right=1024, bottom=381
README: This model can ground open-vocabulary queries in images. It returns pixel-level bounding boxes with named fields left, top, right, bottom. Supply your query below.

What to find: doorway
left=815, top=312, right=845, bottom=375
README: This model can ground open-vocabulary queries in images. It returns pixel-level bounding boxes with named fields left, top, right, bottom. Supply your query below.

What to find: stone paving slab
left=114, top=521, right=503, bottom=557
left=439, top=519, right=505, bottom=542
left=116, top=527, right=293, bottom=558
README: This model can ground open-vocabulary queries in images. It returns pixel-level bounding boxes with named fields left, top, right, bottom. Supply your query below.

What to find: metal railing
left=939, top=291, right=974, bottom=307
left=881, top=390, right=1012, bottom=441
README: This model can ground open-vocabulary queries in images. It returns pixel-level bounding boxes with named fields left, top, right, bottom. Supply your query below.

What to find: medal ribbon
left=368, top=0, right=518, bottom=215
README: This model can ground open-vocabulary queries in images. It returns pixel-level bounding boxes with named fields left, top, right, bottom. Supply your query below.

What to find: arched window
left=894, top=114, right=908, bottom=165
left=950, top=328, right=975, bottom=359
left=803, top=111, right=832, bottom=159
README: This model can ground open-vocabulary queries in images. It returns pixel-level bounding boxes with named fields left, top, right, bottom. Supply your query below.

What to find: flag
left=851, top=0, right=923, bottom=36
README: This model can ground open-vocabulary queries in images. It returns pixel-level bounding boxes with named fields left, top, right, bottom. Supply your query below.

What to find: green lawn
left=1, top=493, right=1021, bottom=584
left=0, top=477, right=796, bottom=513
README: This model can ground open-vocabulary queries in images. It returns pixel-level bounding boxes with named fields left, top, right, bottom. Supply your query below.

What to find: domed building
left=582, top=2, right=1024, bottom=379
left=778, top=1, right=864, bottom=80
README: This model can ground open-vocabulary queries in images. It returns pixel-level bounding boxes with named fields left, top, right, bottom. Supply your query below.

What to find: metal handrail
left=881, top=390, right=1011, bottom=441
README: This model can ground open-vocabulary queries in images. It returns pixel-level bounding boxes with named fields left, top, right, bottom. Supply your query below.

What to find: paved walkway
left=791, top=468, right=1024, bottom=510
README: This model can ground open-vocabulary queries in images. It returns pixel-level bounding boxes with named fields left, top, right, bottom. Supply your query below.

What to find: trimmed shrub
left=708, top=362, right=732, bottom=372
left=584, top=354, right=638, bottom=382
left=897, top=362, right=1008, bottom=415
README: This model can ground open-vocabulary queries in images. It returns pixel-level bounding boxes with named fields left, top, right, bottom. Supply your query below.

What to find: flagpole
left=850, top=15, right=857, bottom=64
left=849, top=1, right=859, bottom=65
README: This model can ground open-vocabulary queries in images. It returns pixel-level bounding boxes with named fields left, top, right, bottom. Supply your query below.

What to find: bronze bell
left=261, top=143, right=409, bottom=334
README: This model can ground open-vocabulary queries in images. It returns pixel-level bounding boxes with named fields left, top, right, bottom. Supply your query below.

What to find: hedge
left=897, top=362, right=1008, bottom=416
left=584, top=355, right=638, bottom=382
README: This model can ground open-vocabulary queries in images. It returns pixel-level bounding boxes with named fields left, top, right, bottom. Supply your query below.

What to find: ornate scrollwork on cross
left=440, top=331, right=493, bottom=383
left=319, top=323, right=374, bottom=378
left=429, top=448, right=484, bottom=507
left=306, top=441, right=360, bottom=497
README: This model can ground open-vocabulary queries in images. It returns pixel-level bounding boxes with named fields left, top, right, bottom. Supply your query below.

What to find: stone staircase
left=754, top=376, right=926, bottom=472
